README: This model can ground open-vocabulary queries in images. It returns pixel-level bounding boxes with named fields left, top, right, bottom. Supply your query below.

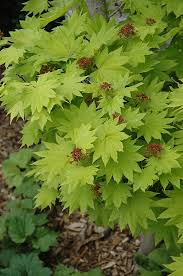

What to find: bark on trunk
left=138, top=233, right=155, bottom=255
left=86, top=0, right=109, bottom=20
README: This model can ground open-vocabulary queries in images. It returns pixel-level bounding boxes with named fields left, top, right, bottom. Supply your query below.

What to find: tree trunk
left=85, top=0, right=109, bottom=20
left=138, top=233, right=155, bottom=255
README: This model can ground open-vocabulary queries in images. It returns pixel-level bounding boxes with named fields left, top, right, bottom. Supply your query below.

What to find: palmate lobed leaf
left=166, top=255, right=183, bottom=276
left=101, top=181, right=132, bottom=208
left=103, top=139, right=144, bottom=183
left=61, top=184, right=94, bottom=213
left=22, top=0, right=49, bottom=15
left=93, top=120, right=129, bottom=165
left=110, top=191, right=156, bottom=235
left=0, top=47, right=25, bottom=67
left=67, top=124, right=97, bottom=151
left=138, top=111, right=173, bottom=143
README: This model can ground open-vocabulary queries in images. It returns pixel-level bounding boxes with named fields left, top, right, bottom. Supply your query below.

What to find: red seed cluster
left=77, top=57, right=92, bottom=70
left=147, top=143, right=162, bottom=157
left=113, top=113, right=124, bottom=124
left=71, top=148, right=83, bottom=162
left=137, top=93, right=150, bottom=102
left=119, top=23, right=135, bottom=38
left=146, top=18, right=156, bottom=26
left=100, top=82, right=112, bottom=91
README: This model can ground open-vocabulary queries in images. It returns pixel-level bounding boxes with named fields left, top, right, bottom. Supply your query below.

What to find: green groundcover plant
left=1, top=0, right=183, bottom=274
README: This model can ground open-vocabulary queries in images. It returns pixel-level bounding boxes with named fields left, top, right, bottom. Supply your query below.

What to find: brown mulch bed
left=47, top=208, right=139, bottom=275
left=0, top=108, right=139, bottom=275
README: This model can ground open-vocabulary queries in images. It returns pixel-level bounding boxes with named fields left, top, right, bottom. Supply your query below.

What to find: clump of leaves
left=1, top=0, right=183, bottom=272
left=0, top=252, right=52, bottom=276
left=0, top=149, right=58, bottom=252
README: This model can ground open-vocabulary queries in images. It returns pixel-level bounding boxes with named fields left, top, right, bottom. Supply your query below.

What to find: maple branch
left=109, top=2, right=123, bottom=18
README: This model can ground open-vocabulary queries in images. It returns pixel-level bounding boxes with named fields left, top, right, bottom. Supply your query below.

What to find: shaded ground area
left=0, top=107, right=22, bottom=214
left=0, top=108, right=139, bottom=275
left=0, top=0, right=25, bottom=35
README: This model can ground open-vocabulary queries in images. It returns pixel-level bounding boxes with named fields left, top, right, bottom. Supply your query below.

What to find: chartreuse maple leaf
left=61, top=184, right=94, bottom=213
left=159, top=166, right=183, bottom=189
left=9, top=29, right=43, bottom=49
left=84, top=73, right=140, bottom=100
left=67, top=124, right=96, bottom=151
left=31, top=109, right=52, bottom=130
left=22, top=121, right=41, bottom=146
left=20, top=15, right=42, bottom=29
left=147, top=146, right=181, bottom=175
left=133, top=165, right=158, bottom=191
left=32, top=138, right=73, bottom=186
left=83, top=20, right=116, bottom=56
left=166, top=255, right=183, bottom=276
left=35, top=27, right=82, bottom=61
left=56, top=102, right=105, bottom=135
left=136, top=77, right=169, bottom=112
left=121, top=107, right=145, bottom=130
left=62, top=163, right=98, bottom=192
left=97, top=76, right=141, bottom=116
left=138, top=111, right=173, bottom=142
left=24, top=74, right=58, bottom=114
left=123, top=0, right=153, bottom=13
left=124, top=41, right=152, bottom=67
left=22, top=0, right=49, bottom=15
left=110, top=191, right=156, bottom=235
left=2, top=71, right=61, bottom=121
left=0, top=46, right=25, bottom=67
left=93, top=120, right=129, bottom=165
left=163, top=0, right=183, bottom=17
left=103, top=139, right=144, bottom=183
left=101, top=181, right=132, bottom=208
left=92, top=48, right=129, bottom=81
left=130, top=3, right=167, bottom=39
left=63, top=12, right=87, bottom=37
left=35, top=187, right=58, bottom=209
left=56, top=63, right=86, bottom=102
left=98, top=94, right=124, bottom=116
left=1, top=81, right=26, bottom=120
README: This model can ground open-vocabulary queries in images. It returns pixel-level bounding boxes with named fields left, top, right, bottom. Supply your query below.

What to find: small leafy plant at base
left=0, top=149, right=58, bottom=252
left=1, top=0, right=183, bottom=274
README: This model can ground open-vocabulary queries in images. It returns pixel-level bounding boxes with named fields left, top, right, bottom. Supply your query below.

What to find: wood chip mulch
left=0, top=108, right=139, bottom=275
left=47, top=207, right=140, bottom=276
